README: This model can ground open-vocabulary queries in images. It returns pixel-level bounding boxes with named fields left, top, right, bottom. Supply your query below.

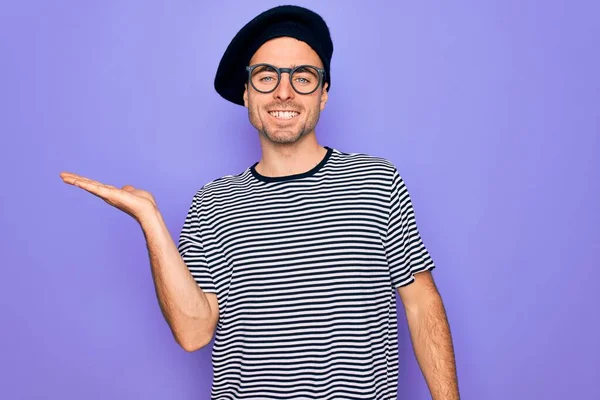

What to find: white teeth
left=269, top=111, right=299, bottom=119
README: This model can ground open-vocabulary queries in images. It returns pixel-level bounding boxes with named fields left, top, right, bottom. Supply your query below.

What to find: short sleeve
left=385, top=167, right=436, bottom=288
left=177, top=195, right=217, bottom=293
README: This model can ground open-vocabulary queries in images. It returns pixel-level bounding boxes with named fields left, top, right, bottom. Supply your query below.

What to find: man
left=60, top=5, right=460, bottom=400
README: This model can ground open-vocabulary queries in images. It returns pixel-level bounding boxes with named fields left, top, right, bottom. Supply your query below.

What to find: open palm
left=60, top=171, right=157, bottom=221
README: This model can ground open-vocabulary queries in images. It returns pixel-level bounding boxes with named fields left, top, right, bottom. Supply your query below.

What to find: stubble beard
left=248, top=102, right=321, bottom=145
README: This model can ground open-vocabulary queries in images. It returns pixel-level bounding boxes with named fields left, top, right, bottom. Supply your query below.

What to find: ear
left=319, top=82, right=329, bottom=111
left=243, top=83, right=249, bottom=108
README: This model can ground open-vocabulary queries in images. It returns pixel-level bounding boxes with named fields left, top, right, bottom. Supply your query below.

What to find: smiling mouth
left=268, top=110, right=300, bottom=120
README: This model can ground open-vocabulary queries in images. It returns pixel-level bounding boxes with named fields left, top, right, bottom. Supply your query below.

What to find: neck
left=255, top=136, right=327, bottom=178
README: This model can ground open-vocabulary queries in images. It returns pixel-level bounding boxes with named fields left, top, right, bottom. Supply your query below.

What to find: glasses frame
left=245, top=63, right=326, bottom=95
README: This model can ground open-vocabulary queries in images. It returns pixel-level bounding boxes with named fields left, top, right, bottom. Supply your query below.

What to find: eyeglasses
left=246, top=63, right=325, bottom=95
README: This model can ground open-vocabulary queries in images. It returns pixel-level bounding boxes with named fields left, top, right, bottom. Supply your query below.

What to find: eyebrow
left=253, top=63, right=321, bottom=72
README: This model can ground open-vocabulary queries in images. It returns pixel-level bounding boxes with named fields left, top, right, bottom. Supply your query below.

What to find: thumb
left=122, top=185, right=136, bottom=192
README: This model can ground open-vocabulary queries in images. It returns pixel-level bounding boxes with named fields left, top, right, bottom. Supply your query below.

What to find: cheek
left=250, top=98, right=266, bottom=115
left=249, top=101, right=266, bottom=125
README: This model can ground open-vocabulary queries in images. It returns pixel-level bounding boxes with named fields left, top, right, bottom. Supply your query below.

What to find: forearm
left=139, top=208, right=215, bottom=349
left=406, top=294, right=460, bottom=400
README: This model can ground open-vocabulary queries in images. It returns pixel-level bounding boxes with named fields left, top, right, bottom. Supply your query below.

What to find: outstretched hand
left=60, top=171, right=158, bottom=222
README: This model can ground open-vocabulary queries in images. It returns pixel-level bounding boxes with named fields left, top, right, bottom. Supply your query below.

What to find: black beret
left=214, top=5, right=334, bottom=106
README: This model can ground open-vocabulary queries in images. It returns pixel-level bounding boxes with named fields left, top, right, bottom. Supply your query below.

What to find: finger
left=60, top=172, right=86, bottom=184
left=60, top=171, right=96, bottom=181
left=61, top=172, right=95, bottom=185
left=70, top=178, right=116, bottom=200
left=61, top=172, right=116, bottom=190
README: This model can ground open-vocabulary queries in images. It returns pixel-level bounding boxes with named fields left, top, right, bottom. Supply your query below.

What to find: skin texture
left=398, top=271, right=461, bottom=399
left=60, top=34, right=460, bottom=399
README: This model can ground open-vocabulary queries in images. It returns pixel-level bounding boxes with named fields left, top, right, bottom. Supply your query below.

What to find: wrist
left=138, top=205, right=163, bottom=230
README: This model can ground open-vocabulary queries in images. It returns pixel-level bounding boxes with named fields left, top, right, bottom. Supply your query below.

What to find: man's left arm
left=397, top=271, right=460, bottom=400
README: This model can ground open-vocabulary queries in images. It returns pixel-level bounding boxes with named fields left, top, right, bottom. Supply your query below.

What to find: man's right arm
left=140, top=207, right=219, bottom=352
left=58, top=171, right=217, bottom=351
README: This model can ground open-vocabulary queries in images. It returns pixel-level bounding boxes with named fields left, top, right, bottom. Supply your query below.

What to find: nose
left=273, top=72, right=295, bottom=101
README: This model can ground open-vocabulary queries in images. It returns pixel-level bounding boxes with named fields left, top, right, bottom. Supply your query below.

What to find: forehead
left=249, top=37, right=323, bottom=68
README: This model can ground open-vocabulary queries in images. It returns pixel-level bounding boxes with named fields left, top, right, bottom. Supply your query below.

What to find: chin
left=264, top=129, right=305, bottom=144
left=262, top=116, right=306, bottom=142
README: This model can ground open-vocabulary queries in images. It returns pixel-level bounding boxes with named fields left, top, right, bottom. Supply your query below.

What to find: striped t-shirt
left=177, top=146, right=436, bottom=400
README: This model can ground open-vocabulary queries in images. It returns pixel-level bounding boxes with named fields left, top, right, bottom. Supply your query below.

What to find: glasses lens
left=291, top=66, right=320, bottom=94
left=251, top=65, right=279, bottom=93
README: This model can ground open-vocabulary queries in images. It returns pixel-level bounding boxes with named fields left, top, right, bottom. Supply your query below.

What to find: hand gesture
left=60, top=171, right=157, bottom=222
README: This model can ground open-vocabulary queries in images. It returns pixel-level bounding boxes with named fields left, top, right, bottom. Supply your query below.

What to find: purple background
left=1, top=0, right=598, bottom=399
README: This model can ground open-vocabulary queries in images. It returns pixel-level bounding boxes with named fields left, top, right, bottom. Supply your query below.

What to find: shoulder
left=329, top=147, right=400, bottom=178
left=189, top=168, right=253, bottom=205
